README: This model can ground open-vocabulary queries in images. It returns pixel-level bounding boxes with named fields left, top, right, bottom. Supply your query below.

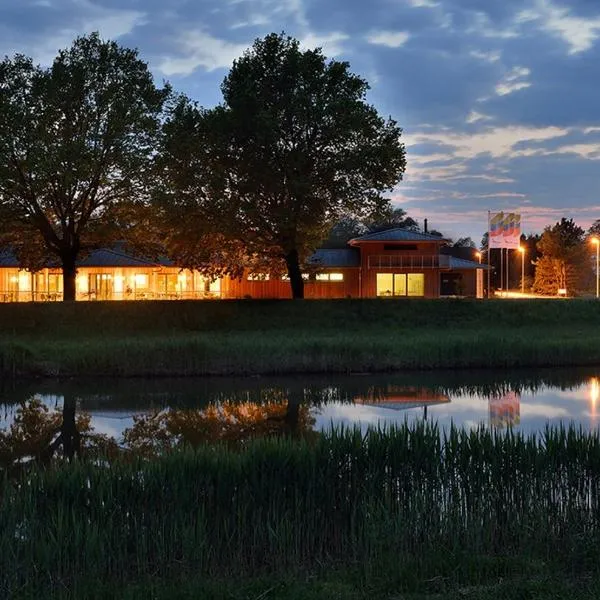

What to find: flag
left=489, top=212, right=521, bottom=249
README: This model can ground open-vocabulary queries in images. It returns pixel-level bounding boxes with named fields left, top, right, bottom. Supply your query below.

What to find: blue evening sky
left=2, top=0, right=600, bottom=242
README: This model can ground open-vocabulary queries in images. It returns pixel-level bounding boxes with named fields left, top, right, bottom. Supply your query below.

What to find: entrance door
left=440, top=273, right=462, bottom=296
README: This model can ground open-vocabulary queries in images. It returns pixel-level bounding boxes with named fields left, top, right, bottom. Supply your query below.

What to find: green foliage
left=0, top=33, right=171, bottom=299
left=6, top=425, right=600, bottom=597
left=533, top=218, right=591, bottom=296
left=158, top=33, right=406, bottom=297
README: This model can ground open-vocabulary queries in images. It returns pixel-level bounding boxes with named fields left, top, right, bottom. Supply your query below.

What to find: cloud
left=14, top=0, right=146, bottom=65
left=495, top=66, right=531, bottom=96
left=517, top=0, right=600, bottom=55
left=467, top=11, right=518, bottom=39
left=470, top=49, right=501, bottom=63
left=157, top=30, right=248, bottom=75
left=366, top=30, right=410, bottom=48
left=466, top=110, right=493, bottom=123
left=405, top=125, right=569, bottom=159
left=406, top=0, right=439, bottom=7
left=300, top=32, right=349, bottom=55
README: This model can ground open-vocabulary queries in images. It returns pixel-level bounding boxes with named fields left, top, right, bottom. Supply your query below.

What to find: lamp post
left=592, top=237, right=600, bottom=298
left=518, top=246, right=525, bottom=294
left=475, top=251, right=482, bottom=264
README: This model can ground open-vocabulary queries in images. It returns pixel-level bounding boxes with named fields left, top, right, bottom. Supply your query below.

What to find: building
left=0, top=229, right=485, bottom=302
left=223, top=228, right=486, bottom=299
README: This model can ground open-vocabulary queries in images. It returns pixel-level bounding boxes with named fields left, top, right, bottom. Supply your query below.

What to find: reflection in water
left=591, top=377, right=599, bottom=420
left=3, top=368, right=600, bottom=467
left=489, top=391, right=520, bottom=428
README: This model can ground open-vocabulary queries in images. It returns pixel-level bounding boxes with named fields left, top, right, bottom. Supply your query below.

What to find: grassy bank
left=4, top=424, right=600, bottom=598
left=1, top=298, right=600, bottom=377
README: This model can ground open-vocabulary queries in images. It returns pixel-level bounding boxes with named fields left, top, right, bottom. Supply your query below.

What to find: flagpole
left=500, top=245, right=504, bottom=294
left=487, top=211, right=491, bottom=299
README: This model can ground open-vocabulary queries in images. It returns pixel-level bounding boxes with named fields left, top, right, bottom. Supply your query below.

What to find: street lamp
left=592, top=237, right=600, bottom=298
left=518, top=246, right=525, bottom=294
left=475, top=251, right=482, bottom=264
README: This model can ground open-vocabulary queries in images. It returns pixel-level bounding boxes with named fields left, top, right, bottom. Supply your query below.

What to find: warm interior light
left=18, top=271, right=31, bottom=291
left=77, top=275, right=88, bottom=293
left=134, top=274, right=148, bottom=287
left=114, top=275, right=124, bottom=294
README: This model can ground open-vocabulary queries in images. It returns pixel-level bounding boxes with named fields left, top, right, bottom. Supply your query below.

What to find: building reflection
left=489, top=391, right=520, bottom=428
left=354, top=386, right=451, bottom=420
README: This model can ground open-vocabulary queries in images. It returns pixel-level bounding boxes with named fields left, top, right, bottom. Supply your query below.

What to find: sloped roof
left=0, top=246, right=168, bottom=269
left=349, top=228, right=449, bottom=244
left=306, top=248, right=361, bottom=268
left=77, top=247, right=161, bottom=268
left=448, top=256, right=491, bottom=270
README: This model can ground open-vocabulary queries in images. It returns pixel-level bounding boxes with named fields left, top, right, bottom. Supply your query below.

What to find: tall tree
left=0, top=34, right=170, bottom=300
left=533, top=218, right=591, bottom=296
left=159, top=33, right=406, bottom=298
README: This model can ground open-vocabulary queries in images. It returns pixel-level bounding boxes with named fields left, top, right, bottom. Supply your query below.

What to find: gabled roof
left=306, top=248, right=361, bottom=268
left=349, top=228, right=449, bottom=244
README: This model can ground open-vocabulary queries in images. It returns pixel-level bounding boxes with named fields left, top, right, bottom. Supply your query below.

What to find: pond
left=2, top=367, right=600, bottom=457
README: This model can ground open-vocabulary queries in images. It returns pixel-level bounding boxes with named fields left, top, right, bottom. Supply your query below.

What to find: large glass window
left=376, top=273, right=394, bottom=296
left=407, top=273, right=425, bottom=297
left=377, top=273, right=425, bottom=297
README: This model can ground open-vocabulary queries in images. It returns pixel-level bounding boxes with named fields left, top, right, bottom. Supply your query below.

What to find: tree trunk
left=61, top=394, right=81, bottom=460
left=284, top=249, right=304, bottom=299
left=61, top=253, right=77, bottom=301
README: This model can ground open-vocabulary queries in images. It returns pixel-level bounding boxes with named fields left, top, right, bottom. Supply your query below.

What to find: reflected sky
left=2, top=370, right=600, bottom=440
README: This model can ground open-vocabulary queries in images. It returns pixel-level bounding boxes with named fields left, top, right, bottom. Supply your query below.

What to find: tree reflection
left=123, top=397, right=315, bottom=457
left=0, top=393, right=315, bottom=468
left=0, top=396, right=119, bottom=471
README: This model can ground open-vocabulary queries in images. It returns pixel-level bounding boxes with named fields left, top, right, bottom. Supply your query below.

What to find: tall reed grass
left=3, top=424, right=600, bottom=597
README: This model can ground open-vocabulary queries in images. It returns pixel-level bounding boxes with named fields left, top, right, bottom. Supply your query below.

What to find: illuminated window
left=407, top=273, right=425, bottom=297
left=316, top=273, right=344, bottom=281
left=377, top=273, right=425, bottom=297
left=282, top=273, right=309, bottom=281
left=134, top=273, right=148, bottom=287
left=247, top=273, right=270, bottom=281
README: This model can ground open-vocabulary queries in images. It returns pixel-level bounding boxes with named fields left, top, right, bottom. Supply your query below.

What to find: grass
left=1, top=298, right=600, bottom=377
left=5, top=424, right=600, bottom=598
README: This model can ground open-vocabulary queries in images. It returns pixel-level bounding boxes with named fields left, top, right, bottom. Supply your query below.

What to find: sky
left=1, top=0, right=600, bottom=242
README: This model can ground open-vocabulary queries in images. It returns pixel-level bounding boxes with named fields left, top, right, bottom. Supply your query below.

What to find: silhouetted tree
left=0, top=34, right=170, bottom=300
left=158, top=33, right=406, bottom=298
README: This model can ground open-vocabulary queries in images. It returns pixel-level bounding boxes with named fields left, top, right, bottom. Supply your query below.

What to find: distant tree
left=365, top=206, right=419, bottom=234
left=0, top=34, right=170, bottom=300
left=588, top=220, right=600, bottom=238
left=453, top=237, right=476, bottom=248
left=158, top=33, right=406, bottom=298
left=533, top=218, right=591, bottom=295
left=321, top=215, right=366, bottom=249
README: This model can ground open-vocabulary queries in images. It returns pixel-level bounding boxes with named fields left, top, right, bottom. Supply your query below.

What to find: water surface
left=2, top=368, right=600, bottom=448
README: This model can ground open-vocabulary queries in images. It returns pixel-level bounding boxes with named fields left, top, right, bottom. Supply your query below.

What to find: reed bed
left=1, top=298, right=600, bottom=377
left=3, top=424, right=600, bottom=597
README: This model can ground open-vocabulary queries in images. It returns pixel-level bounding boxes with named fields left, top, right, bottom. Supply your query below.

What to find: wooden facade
left=0, top=230, right=486, bottom=302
